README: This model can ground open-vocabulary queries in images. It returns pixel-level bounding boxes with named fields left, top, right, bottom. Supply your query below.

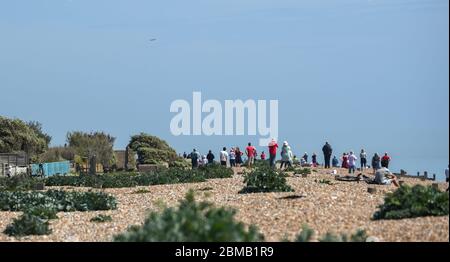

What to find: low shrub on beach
left=0, top=174, right=43, bottom=191
left=4, top=213, right=52, bottom=237
left=373, top=185, right=449, bottom=220
left=293, top=225, right=369, bottom=242
left=0, top=190, right=117, bottom=212
left=114, top=191, right=264, bottom=242
left=44, top=166, right=230, bottom=189
left=239, top=166, right=294, bottom=194
left=197, top=164, right=233, bottom=179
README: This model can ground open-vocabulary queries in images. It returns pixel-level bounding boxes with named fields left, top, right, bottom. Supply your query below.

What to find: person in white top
left=348, top=151, right=358, bottom=174
left=219, top=147, right=229, bottom=167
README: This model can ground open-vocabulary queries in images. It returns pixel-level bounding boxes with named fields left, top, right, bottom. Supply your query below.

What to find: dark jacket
left=207, top=153, right=215, bottom=163
left=322, top=143, right=333, bottom=155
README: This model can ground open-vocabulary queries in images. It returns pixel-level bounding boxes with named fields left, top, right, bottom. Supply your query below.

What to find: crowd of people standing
left=183, top=140, right=392, bottom=175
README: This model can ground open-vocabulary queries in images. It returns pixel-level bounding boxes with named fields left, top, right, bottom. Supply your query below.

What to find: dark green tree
left=67, top=131, right=116, bottom=169
left=0, top=116, right=50, bottom=158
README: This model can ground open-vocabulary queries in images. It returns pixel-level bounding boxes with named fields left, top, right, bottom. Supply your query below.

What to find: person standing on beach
left=246, top=143, right=256, bottom=167
left=381, top=152, right=391, bottom=168
left=190, top=149, right=200, bottom=169
left=303, top=152, right=308, bottom=163
left=206, top=150, right=215, bottom=165
left=445, top=165, right=449, bottom=183
left=360, top=149, right=367, bottom=170
left=341, top=153, right=349, bottom=169
left=311, top=153, right=318, bottom=167
left=268, top=139, right=278, bottom=168
left=322, top=142, right=333, bottom=168
left=348, top=151, right=358, bottom=174
left=229, top=148, right=236, bottom=167
left=219, top=147, right=229, bottom=166
left=235, top=147, right=243, bottom=167
left=280, top=141, right=293, bottom=169
left=332, top=156, right=339, bottom=167
left=371, top=153, right=381, bottom=174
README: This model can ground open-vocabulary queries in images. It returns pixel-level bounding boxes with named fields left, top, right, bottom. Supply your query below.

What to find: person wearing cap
left=280, top=141, right=293, bottom=169
left=268, top=139, right=278, bottom=168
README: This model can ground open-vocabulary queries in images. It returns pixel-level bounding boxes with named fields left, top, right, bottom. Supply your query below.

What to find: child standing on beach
left=229, top=148, right=236, bottom=167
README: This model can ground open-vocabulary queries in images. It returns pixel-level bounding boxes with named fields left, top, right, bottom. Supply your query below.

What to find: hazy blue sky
left=0, top=0, right=448, bottom=163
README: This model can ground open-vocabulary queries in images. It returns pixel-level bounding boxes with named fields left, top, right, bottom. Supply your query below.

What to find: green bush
left=295, top=225, right=315, bottom=242
left=373, top=185, right=449, bottom=220
left=294, top=226, right=368, bottom=242
left=240, top=166, right=294, bottom=194
left=0, top=174, right=43, bottom=191
left=128, top=133, right=186, bottom=168
left=90, top=214, right=112, bottom=223
left=45, top=169, right=208, bottom=188
left=197, top=164, right=233, bottom=179
left=4, top=213, right=52, bottom=237
left=0, top=190, right=117, bottom=212
left=26, top=206, right=58, bottom=219
left=114, top=191, right=264, bottom=242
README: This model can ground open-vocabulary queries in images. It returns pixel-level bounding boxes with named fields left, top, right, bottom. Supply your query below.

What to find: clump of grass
left=315, top=179, right=333, bottom=185
left=132, top=188, right=151, bottom=194
left=90, top=214, right=112, bottom=223
left=197, top=187, right=213, bottom=191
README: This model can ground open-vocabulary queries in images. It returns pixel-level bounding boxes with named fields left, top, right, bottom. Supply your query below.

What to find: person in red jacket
left=381, top=152, right=391, bottom=168
left=246, top=142, right=257, bottom=167
left=268, top=139, right=278, bottom=168
left=260, top=151, right=266, bottom=161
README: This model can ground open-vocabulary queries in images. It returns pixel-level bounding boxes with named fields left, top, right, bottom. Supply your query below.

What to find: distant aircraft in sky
left=149, top=38, right=157, bottom=42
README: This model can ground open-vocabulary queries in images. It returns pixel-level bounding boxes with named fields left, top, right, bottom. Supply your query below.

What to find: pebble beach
left=0, top=167, right=448, bottom=242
